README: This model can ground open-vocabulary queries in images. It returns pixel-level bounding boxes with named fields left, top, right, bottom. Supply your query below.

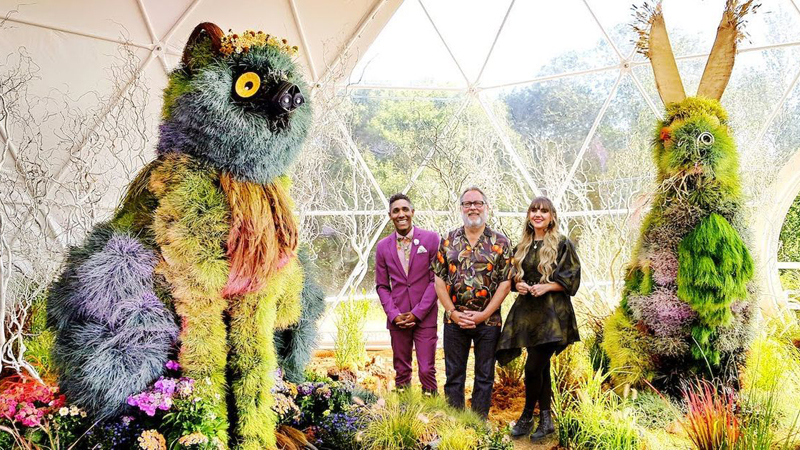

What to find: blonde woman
left=496, top=197, right=581, bottom=441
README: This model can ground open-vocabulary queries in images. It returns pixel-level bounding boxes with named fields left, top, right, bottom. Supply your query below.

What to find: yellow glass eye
left=234, top=72, right=260, bottom=98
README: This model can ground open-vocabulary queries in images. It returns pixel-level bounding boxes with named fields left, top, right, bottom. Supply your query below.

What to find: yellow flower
left=178, top=432, right=209, bottom=446
left=138, top=430, right=166, bottom=450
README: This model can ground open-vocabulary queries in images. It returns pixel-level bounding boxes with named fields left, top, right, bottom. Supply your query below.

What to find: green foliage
left=360, top=389, right=511, bottom=450
left=584, top=332, right=611, bottom=374
left=161, top=396, right=224, bottom=449
left=740, top=320, right=800, bottom=446
left=601, top=309, right=654, bottom=387
left=779, top=193, right=800, bottom=263
left=0, top=429, right=13, bottom=448
left=496, top=348, right=525, bottom=387
left=678, top=213, right=754, bottom=364
left=621, top=265, right=653, bottom=312
left=333, top=293, right=370, bottom=372
left=779, top=193, right=800, bottom=301
left=779, top=270, right=800, bottom=302
left=161, top=70, right=194, bottom=120
left=436, top=422, right=480, bottom=450
left=23, top=294, right=55, bottom=381
left=552, top=341, right=593, bottom=392
left=737, top=382, right=793, bottom=450
left=553, top=368, right=640, bottom=450
left=630, top=391, right=680, bottom=430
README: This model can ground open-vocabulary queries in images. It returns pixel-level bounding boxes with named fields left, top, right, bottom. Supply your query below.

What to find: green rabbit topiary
left=603, top=1, right=758, bottom=391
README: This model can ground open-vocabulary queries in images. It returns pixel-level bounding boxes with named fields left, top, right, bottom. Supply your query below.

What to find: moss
left=601, top=309, right=654, bottom=388
left=161, top=70, right=195, bottom=121
left=151, top=154, right=230, bottom=444
left=678, top=213, right=753, bottom=364
left=228, top=288, right=279, bottom=449
left=273, top=258, right=304, bottom=330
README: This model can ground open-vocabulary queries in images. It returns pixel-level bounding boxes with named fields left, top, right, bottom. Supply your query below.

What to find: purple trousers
left=389, top=325, right=438, bottom=391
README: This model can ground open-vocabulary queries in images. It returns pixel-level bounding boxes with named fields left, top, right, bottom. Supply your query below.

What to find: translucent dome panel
left=480, top=0, right=620, bottom=87
left=348, top=0, right=466, bottom=88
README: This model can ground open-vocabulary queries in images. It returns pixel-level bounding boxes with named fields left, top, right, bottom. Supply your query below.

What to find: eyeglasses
left=530, top=207, right=550, bottom=213
left=461, top=201, right=486, bottom=209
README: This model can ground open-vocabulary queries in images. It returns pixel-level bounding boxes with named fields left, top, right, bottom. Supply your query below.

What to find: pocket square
left=417, top=246, right=428, bottom=254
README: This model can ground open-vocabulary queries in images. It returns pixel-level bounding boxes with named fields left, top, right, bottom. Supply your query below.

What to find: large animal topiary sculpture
left=46, top=22, right=324, bottom=448
left=602, top=1, right=758, bottom=392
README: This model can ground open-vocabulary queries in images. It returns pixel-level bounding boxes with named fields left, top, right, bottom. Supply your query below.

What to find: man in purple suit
left=375, top=193, right=440, bottom=394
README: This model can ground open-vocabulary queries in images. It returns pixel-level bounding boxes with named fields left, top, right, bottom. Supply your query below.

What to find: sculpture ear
left=633, top=1, right=686, bottom=106
left=181, top=22, right=224, bottom=72
left=697, top=0, right=758, bottom=101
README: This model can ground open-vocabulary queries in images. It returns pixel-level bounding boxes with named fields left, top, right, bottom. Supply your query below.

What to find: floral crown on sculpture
left=219, top=29, right=299, bottom=56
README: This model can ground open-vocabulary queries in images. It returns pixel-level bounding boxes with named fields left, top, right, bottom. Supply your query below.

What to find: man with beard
left=432, top=186, right=511, bottom=418
left=375, top=193, right=440, bottom=394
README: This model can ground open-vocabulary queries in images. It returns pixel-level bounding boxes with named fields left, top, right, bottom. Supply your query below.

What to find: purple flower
left=298, top=383, right=314, bottom=396
left=127, top=386, right=173, bottom=416
left=165, top=360, right=181, bottom=371
left=154, top=377, right=176, bottom=396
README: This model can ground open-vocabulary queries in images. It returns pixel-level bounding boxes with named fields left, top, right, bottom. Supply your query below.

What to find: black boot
left=510, top=409, right=535, bottom=437
left=530, top=409, right=555, bottom=441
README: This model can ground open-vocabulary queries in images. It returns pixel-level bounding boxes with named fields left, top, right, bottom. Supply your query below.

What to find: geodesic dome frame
left=2, top=0, right=800, bottom=350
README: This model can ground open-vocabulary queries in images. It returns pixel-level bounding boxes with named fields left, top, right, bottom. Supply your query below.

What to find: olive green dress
left=496, top=237, right=581, bottom=366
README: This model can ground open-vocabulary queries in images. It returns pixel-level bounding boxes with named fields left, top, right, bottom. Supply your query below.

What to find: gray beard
left=462, top=213, right=486, bottom=228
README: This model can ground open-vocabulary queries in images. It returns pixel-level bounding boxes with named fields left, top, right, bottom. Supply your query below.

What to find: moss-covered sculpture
left=46, top=23, right=324, bottom=448
left=603, top=1, right=758, bottom=391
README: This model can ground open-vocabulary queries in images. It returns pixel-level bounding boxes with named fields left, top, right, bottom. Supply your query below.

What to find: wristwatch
left=444, top=308, right=456, bottom=321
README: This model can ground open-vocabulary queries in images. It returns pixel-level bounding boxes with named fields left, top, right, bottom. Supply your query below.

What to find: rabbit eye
left=697, top=132, right=714, bottom=146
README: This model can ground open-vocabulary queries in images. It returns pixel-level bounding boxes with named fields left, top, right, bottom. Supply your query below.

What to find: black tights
left=523, top=344, right=557, bottom=413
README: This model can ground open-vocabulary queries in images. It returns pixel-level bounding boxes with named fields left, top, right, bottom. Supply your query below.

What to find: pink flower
left=0, top=397, right=18, bottom=420
left=14, top=401, right=44, bottom=427
left=165, top=360, right=181, bottom=371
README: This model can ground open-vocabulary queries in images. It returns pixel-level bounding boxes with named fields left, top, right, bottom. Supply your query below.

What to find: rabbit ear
left=182, top=22, right=224, bottom=73
left=697, top=0, right=758, bottom=100
left=633, top=2, right=686, bottom=106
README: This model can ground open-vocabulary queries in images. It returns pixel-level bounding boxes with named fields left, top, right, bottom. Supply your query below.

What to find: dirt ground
left=308, top=349, right=557, bottom=450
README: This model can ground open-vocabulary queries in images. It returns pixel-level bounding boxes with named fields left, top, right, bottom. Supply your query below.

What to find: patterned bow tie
left=397, top=235, right=412, bottom=245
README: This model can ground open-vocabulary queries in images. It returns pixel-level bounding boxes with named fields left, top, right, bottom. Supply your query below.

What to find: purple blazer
left=375, top=227, right=440, bottom=330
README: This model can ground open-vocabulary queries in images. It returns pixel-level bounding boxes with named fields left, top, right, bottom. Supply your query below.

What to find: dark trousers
left=524, top=344, right=557, bottom=413
left=443, top=322, right=501, bottom=417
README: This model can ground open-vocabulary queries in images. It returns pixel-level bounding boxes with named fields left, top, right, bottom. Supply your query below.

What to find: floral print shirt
left=431, top=226, right=511, bottom=326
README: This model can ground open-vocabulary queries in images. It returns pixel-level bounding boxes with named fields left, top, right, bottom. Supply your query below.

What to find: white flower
left=59, top=407, right=69, bottom=416
left=69, top=405, right=80, bottom=416
left=413, top=239, right=419, bottom=245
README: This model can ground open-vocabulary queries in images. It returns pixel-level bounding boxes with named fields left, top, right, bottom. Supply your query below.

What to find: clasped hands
left=450, top=309, right=488, bottom=329
left=516, top=281, right=551, bottom=297
left=393, top=312, right=419, bottom=329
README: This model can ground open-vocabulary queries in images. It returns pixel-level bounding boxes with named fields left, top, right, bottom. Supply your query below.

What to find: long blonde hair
left=512, top=197, right=560, bottom=283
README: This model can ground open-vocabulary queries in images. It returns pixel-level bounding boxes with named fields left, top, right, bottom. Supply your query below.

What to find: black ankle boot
left=530, top=409, right=555, bottom=441
left=510, top=409, right=535, bottom=437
